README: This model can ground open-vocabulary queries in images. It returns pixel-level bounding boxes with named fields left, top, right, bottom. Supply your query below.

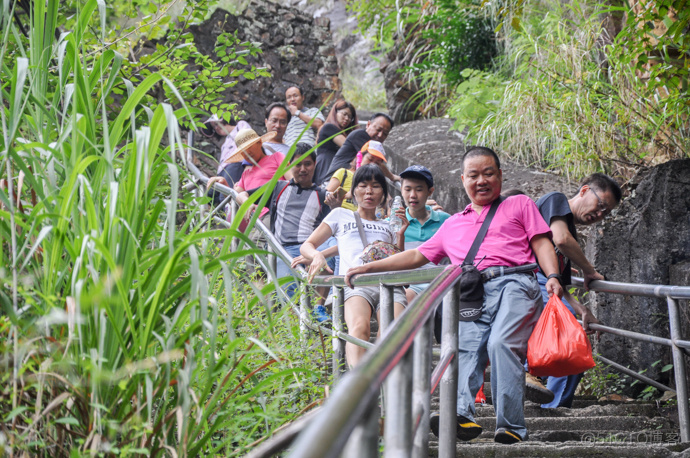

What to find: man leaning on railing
left=346, top=146, right=563, bottom=445
left=528, top=172, right=622, bottom=408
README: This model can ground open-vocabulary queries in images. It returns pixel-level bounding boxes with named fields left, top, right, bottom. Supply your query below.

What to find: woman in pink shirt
left=207, top=129, right=293, bottom=225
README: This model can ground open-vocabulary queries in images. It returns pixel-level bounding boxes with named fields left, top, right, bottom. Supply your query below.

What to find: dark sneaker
left=525, top=372, right=554, bottom=404
left=429, top=412, right=483, bottom=441
left=494, top=428, right=523, bottom=444
left=312, top=305, right=331, bottom=323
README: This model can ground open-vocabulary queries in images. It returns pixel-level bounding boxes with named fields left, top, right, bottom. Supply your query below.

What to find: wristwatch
left=546, top=273, right=562, bottom=281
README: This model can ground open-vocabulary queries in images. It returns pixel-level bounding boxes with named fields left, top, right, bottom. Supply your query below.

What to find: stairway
left=365, top=319, right=689, bottom=456
left=427, top=376, right=690, bottom=457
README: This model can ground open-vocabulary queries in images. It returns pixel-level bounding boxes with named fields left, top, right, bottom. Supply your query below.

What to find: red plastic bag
left=527, top=294, right=596, bottom=377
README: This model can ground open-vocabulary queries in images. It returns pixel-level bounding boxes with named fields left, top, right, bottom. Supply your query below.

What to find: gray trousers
left=456, top=272, right=543, bottom=440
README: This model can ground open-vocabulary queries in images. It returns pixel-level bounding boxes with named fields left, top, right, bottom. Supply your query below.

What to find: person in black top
left=323, top=112, right=395, bottom=182
left=313, top=100, right=358, bottom=186
left=533, top=173, right=622, bottom=408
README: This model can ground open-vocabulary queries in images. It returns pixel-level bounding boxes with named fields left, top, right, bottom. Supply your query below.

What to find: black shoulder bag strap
left=462, top=196, right=504, bottom=267
left=353, top=211, right=369, bottom=248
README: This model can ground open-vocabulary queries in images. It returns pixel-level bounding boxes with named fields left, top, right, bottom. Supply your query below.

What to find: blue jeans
left=277, top=241, right=336, bottom=298
left=456, top=273, right=542, bottom=439
left=536, top=272, right=583, bottom=408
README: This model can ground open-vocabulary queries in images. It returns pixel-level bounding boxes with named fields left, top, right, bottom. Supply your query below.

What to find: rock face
left=383, top=118, right=577, bottom=215
left=586, top=159, right=690, bottom=395
left=381, top=55, right=423, bottom=126
left=187, top=0, right=341, bottom=169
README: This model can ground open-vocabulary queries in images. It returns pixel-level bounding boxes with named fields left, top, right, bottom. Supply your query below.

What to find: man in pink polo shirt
left=346, top=146, right=563, bottom=444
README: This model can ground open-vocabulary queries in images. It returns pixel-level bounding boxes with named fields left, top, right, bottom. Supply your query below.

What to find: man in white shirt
left=263, top=102, right=291, bottom=155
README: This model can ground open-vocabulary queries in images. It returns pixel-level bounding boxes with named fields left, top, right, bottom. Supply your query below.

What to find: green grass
left=0, top=0, right=327, bottom=455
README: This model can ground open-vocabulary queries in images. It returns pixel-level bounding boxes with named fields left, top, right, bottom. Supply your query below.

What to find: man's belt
left=480, top=263, right=538, bottom=282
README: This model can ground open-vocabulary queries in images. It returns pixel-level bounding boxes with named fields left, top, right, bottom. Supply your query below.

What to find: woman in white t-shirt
left=301, top=164, right=408, bottom=367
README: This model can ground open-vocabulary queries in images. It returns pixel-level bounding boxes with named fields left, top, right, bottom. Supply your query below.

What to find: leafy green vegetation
left=341, top=68, right=388, bottom=113
left=473, top=0, right=689, bottom=177
left=580, top=358, right=630, bottom=398
left=350, top=0, right=690, bottom=178
left=0, top=0, right=326, bottom=455
left=580, top=357, right=675, bottom=400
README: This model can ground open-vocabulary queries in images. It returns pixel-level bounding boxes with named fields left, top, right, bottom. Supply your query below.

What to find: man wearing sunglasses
left=528, top=172, right=622, bottom=408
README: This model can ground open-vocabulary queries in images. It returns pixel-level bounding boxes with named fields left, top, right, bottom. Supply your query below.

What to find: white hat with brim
left=205, top=114, right=220, bottom=123
left=224, top=129, right=277, bottom=164
left=362, top=140, right=387, bottom=162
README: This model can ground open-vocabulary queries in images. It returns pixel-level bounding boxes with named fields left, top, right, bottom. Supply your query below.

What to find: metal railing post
left=287, top=266, right=465, bottom=458
left=333, top=286, right=347, bottom=379
left=668, top=297, right=690, bottom=442
left=412, top=317, right=433, bottom=458
left=268, top=244, right=277, bottom=309
left=230, top=200, right=239, bottom=252
left=197, top=187, right=207, bottom=221
left=439, top=283, right=459, bottom=458
left=380, top=284, right=394, bottom=335
left=342, top=397, right=380, bottom=458
left=384, top=345, right=413, bottom=458
left=300, top=287, right=310, bottom=343
left=380, top=284, right=395, bottom=422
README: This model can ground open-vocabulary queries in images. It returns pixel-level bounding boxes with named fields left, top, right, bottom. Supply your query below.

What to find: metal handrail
left=288, top=265, right=463, bottom=458
left=571, top=275, right=690, bottom=441
left=184, top=131, right=459, bottom=457
left=573, top=276, right=690, bottom=300
left=283, top=276, right=690, bottom=457
left=309, top=267, right=444, bottom=288
left=185, top=144, right=306, bottom=279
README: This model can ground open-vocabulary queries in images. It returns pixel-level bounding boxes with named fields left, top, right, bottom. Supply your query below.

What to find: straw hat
left=224, top=129, right=277, bottom=164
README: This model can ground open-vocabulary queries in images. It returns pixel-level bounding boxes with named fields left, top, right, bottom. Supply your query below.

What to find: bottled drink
left=389, top=196, right=404, bottom=232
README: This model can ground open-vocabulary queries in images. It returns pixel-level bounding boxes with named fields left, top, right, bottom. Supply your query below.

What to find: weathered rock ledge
left=587, top=159, right=690, bottom=395
left=384, top=118, right=577, bottom=215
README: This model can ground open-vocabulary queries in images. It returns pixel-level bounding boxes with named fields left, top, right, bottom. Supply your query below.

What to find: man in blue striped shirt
left=237, top=145, right=337, bottom=316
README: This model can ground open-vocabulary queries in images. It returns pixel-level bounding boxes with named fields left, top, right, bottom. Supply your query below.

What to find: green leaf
left=55, top=417, right=81, bottom=426
left=5, top=407, right=29, bottom=421
left=511, top=17, right=522, bottom=32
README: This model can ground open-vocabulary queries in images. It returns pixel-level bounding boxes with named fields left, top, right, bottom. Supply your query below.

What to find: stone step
left=425, top=441, right=690, bottom=457
left=465, top=415, right=670, bottom=435
left=427, top=401, right=667, bottom=418
left=570, top=397, right=648, bottom=408
left=430, top=391, right=661, bottom=411
left=529, top=429, right=680, bottom=443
